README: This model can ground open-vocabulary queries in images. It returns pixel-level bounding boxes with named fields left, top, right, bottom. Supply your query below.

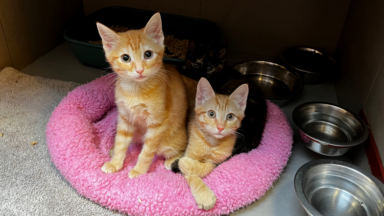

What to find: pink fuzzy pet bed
left=46, top=74, right=293, bottom=215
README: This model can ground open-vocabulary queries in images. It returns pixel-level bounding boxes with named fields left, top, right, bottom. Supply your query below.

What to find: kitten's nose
left=217, top=126, right=224, bottom=133
left=135, top=68, right=144, bottom=74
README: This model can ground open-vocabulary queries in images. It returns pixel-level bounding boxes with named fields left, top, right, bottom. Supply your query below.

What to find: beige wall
left=334, top=0, right=384, bottom=166
left=83, top=0, right=351, bottom=59
left=334, top=0, right=384, bottom=114
left=83, top=0, right=201, bottom=18
left=364, top=66, right=384, bottom=163
left=0, top=0, right=84, bottom=70
left=0, top=18, right=13, bottom=69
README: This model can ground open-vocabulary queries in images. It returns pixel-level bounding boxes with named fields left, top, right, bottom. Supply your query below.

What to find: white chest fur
left=116, top=98, right=149, bottom=125
left=115, top=79, right=165, bottom=128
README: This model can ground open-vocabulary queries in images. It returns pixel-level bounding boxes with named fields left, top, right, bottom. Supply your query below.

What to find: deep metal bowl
left=280, top=47, right=339, bottom=85
left=295, top=159, right=384, bottom=216
left=292, top=102, right=368, bottom=156
left=233, top=61, right=303, bottom=106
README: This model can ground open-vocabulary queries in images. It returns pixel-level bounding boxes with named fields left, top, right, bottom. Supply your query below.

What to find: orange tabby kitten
left=97, top=13, right=188, bottom=178
left=177, top=78, right=248, bottom=210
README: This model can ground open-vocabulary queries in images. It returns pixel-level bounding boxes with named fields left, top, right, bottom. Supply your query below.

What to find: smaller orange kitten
left=174, top=78, right=248, bottom=210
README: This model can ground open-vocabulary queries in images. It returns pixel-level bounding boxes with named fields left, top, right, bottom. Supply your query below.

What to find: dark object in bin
left=280, top=47, right=339, bottom=85
left=64, top=6, right=219, bottom=69
left=89, top=27, right=190, bottom=60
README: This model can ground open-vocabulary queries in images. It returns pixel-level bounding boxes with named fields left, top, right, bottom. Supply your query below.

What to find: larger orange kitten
left=174, top=78, right=249, bottom=210
left=97, top=13, right=188, bottom=179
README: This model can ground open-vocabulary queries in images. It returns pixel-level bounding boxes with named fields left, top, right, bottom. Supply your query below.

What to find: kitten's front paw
left=178, top=157, right=194, bottom=173
left=194, top=188, right=217, bottom=210
left=128, top=169, right=144, bottom=179
left=101, top=162, right=118, bottom=174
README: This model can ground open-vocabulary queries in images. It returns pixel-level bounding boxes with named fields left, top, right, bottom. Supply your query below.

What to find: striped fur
left=178, top=78, right=248, bottom=210
left=98, top=13, right=188, bottom=179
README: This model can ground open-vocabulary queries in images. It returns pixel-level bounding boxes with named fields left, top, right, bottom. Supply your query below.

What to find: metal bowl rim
left=232, top=60, right=304, bottom=101
left=298, top=137, right=349, bottom=156
left=280, top=47, right=338, bottom=75
left=292, top=102, right=369, bottom=148
left=294, top=159, right=384, bottom=216
left=233, top=60, right=290, bottom=71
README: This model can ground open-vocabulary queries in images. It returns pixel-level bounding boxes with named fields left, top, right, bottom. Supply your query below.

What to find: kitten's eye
left=144, top=51, right=153, bottom=59
left=207, top=110, right=216, bottom=118
left=207, top=66, right=212, bottom=71
left=121, top=54, right=131, bottom=62
left=193, top=63, right=201, bottom=68
left=227, top=114, right=234, bottom=120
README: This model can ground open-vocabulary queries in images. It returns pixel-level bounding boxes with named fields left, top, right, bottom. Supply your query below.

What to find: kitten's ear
left=230, top=84, right=249, bottom=111
left=196, top=78, right=216, bottom=106
left=96, top=22, right=120, bottom=52
left=144, top=13, right=164, bottom=45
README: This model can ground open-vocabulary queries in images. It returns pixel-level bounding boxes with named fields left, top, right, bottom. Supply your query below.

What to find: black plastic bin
left=64, top=6, right=220, bottom=69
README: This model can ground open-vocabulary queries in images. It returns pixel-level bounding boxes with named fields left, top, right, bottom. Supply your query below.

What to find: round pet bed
left=46, top=74, right=293, bottom=216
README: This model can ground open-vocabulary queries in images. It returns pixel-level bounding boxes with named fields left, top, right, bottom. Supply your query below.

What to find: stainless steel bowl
left=292, top=102, right=368, bottom=156
left=280, top=47, right=339, bottom=85
left=295, top=159, right=384, bottom=216
left=233, top=61, right=303, bottom=106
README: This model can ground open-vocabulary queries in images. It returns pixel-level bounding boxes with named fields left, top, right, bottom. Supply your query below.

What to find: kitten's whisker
left=106, top=75, right=117, bottom=82
left=235, top=131, right=245, bottom=138
left=104, top=72, right=118, bottom=86
left=235, top=131, right=247, bottom=143
left=121, top=77, right=130, bottom=86
left=106, top=75, right=118, bottom=87
left=99, top=66, right=113, bottom=77
left=101, top=66, right=112, bottom=73
left=153, top=72, right=171, bottom=86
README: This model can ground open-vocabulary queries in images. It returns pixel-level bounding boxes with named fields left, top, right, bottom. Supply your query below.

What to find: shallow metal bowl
left=292, top=102, right=368, bottom=156
left=281, top=47, right=339, bottom=85
left=233, top=61, right=303, bottom=106
left=295, top=159, right=384, bottom=216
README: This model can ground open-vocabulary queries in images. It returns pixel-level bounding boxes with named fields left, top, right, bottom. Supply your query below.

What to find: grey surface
left=0, top=67, right=118, bottom=215
left=16, top=41, right=370, bottom=215
left=22, top=42, right=109, bottom=84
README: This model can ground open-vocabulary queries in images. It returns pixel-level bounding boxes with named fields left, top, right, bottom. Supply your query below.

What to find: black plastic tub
left=64, top=6, right=220, bottom=69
